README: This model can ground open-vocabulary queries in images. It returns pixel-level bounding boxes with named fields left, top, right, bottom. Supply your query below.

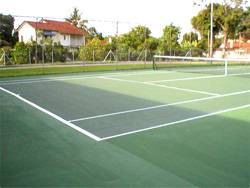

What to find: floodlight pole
left=210, top=0, right=213, bottom=58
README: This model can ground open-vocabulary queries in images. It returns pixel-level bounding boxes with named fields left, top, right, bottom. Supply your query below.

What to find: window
left=64, top=35, right=66, bottom=40
left=31, top=36, right=33, bottom=41
left=21, top=35, right=23, bottom=42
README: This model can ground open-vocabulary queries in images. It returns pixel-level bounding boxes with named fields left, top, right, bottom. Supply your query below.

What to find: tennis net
left=153, top=55, right=250, bottom=77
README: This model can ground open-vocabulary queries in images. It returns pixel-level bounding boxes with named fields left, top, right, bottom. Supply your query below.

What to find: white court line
left=0, top=70, right=171, bottom=86
left=0, top=87, right=102, bottom=141
left=69, top=90, right=250, bottom=123
left=148, top=72, right=250, bottom=83
left=100, top=103, right=250, bottom=141
left=100, top=76, right=220, bottom=96
left=149, top=75, right=226, bottom=83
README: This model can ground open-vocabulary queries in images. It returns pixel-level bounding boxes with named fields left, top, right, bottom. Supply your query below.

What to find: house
left=214, top=32, right=250, bottom=58
left=17, top=19, right=87, bottom=47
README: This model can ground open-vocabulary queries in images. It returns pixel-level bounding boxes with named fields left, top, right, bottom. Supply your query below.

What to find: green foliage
left=191, top=4, right=221, bottom=39
left=236, top=7, right=250, bottom=35
left=66, top=8, right=104, bottom=44
left=192, top=1, right=245, bottom=56
left=12, top=42, right=29, bottom=64
left=11, top=40, right=74, bottom=64
left=157, top=24, right=181, bottom=54
left=182, top=32, right=199, bottom=44
left=117, top=26, right=151, bottom=51
left=0, top=14, right=17, bottom=47
left=79, top=38, right=111, bottom=61
left=145, top=37, right=159, bottom=51
left=66, top=7, right=88, bottom=30
left=113, top=25, right=159, bottom=60
left=86, top=27, right=104, bottom=41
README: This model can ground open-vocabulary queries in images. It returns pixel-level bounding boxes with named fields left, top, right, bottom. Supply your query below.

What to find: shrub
left=12, top=42, right=29, bottom=64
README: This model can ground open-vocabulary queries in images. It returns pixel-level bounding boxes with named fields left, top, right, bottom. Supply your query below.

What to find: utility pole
left=210, top=0, right=213, bottom=58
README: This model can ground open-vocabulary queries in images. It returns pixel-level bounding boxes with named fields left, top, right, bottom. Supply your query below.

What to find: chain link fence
left=0, top=46, right=207, bottom=67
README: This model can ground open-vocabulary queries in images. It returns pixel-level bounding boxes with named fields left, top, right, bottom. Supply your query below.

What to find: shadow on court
left=1, top=85, right=250, bottom=187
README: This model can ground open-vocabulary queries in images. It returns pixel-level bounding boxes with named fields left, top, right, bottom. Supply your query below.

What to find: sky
left=0, top=0, right=213, bottom=37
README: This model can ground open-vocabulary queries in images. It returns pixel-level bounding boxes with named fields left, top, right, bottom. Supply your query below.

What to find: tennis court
left=1, top=58, right=250, bottom=187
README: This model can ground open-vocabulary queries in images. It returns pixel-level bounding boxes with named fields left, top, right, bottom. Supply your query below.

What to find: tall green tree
left=66, top=7, right=88, bottom=31
left=182, top=32, right=199, bottom=44
left=87, top=27, right=104, bottom=40
left=237, top=7, right=250, bottom=35
left=0, top=14, right=17, bottom=47
left=117, top=26, right=151, bottom=51
left=192, top=0, right=246, bottom=56
left=157, top=24, right=181, bottom=55
left=192, top=4, right=222, bottom=51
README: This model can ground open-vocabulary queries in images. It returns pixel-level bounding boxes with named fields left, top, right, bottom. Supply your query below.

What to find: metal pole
left=42, top=46, right=44, bottom=64
left=29, top=49, right=31, bottom=64
left=128, top=50, right=130, bottom=62
left=210, top=0, right=213, bottom=58
left=170, top=25, right=172, bottom=56
left=35, top=17, right=38, bottom=64
left=3, top=50, right=6, bottom=66
left=52, top=45, right=54, bottom=63
left=116, top=21, right=119, bottom=37
left=116, top=21, right=119, bottom=63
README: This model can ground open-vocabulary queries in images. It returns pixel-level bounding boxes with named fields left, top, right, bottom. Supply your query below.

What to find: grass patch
left=0, top=64, right=152, bottom=78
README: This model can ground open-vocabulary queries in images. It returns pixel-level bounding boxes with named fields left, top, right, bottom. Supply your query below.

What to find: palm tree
left=66, top=7, right=88, bottom=31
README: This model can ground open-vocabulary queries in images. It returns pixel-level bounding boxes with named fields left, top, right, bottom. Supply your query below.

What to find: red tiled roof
left=226, top=41, right=250, bottom=49
left=26, top=20, right=86, bottom=36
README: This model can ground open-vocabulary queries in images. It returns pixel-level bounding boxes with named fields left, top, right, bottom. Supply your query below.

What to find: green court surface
left=1, top=68, right=250, bottom=187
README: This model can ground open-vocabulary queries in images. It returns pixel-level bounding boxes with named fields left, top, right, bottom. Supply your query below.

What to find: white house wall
left=59, top=34, right=70, bottom=47
left=18, top=23, right=36, bottom=43
left=70, top=35, right=84, bottom=47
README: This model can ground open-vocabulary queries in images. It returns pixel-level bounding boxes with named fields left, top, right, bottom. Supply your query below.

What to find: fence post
left=93, top=50, right=95, bottom=63
left=52, top=47, right=54, bottom=63
left=3, top=50, right=6, bottom=66
left=128, top=50, right=130, bottom=62
left=42, top=46, right=45, bottom=64
left=29, top=49, right=31, bottom=64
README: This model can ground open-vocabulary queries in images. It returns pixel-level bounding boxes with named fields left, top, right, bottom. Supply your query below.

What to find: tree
left=0, top=14, right=17, bottom=47
left=192, top=0, right=247, bottom=57
left=87, top=27, right=104, bottom=40
left=237, top=7, right=250, bottom=35
left=66, top=7, right=88, bottom=31
left=214, top=4, right=244, bottom=56
left=180, top=32, right=199, bottom=55
left=79, top=38, right=111, bottom=61
left=182, top=32, right=199, bottom=44
left=12, top=42, right=29, bottom=64
left=157, top=24, right=181, bottom=55
left=117, top=26, right=151, bottom=51
left=192, top=4, right=221, bottom=52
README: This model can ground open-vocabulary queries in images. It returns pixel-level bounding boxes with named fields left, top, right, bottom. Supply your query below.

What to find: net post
left=225, top=60, right=228, bottom=76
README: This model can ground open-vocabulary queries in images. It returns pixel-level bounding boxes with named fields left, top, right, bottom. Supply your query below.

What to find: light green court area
left=1, top=69, right=250, bottom=187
